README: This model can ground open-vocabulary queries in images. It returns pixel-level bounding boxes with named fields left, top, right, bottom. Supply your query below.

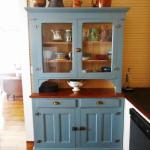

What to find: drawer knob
left=53, top=101, right=61, bottom=105
left=96, top=101, right=103, bottom=105
left=76, top=48, right=81, bottom=52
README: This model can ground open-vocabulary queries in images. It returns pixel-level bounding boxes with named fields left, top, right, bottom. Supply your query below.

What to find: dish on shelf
left=82, top=56, right=91, bottom=61
left=95, top=54, right=109, bottom=60
left=55, top=52, right=66, bottom=59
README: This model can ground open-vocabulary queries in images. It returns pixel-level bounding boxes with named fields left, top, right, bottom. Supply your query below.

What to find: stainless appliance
left=129, top=108, right=150, bottom=150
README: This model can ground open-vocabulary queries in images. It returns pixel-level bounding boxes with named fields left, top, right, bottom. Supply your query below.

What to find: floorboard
left=0, top=93, right=28, bottom=150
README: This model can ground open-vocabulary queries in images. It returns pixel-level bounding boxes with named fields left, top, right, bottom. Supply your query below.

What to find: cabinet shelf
left=43, top=41, right=72, bottom=47
left=83, top=41, right=112, bottom=46
left=83, top=59, right=111, bottom=63
left=46, top=59, right=71, bottom=63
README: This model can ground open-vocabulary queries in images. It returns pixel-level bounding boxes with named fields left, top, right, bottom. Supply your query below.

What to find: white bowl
left=67, top=80, right=84, bottom=92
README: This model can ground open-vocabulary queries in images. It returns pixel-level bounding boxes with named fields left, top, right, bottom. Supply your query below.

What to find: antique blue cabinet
left=26, top=7, right=129, bottom=93
left=26, top=7, right=128, bottom=150
left=32, top=98, right=124, bottom=150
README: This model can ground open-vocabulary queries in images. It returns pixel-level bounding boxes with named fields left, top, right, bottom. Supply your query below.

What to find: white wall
left=20, top=0, right=34, bottom=141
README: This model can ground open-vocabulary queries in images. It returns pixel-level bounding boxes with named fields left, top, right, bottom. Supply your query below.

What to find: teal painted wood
left=79, top=98, right=121, bottom=108
left=35, top=98, right=76, bottom=108
left=80, top=108, right=123, bottom=148
left=32, top=98, right=124, bottom=150
left=33, top=107, right=76, bottom=148
left=25, top=7, right=129, bottom=14
left=26, top=8, right=129, bottom=93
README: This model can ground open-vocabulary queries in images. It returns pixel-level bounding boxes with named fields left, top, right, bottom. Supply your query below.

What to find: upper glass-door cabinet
left=82, top=23, right=112, bottom=73
left=42, top=23, right=73, bottom=73
left=26, top=7, right=129, bottom=92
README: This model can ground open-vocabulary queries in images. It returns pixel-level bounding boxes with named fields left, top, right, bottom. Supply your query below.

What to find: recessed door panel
left=80, top=108, right=123, bottom=148
left=34, top=108, right=76, bottom=148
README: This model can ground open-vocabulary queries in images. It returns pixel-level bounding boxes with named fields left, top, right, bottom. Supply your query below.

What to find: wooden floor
left=0, top=93, right=33, bottom=150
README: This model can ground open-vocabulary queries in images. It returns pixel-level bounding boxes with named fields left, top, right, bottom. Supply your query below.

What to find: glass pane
left=82, top=23, right=112, bottom=73
left=42, top=23, right=72, bottom=73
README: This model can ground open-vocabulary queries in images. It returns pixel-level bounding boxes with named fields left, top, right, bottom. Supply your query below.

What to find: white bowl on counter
left=67, top=80, right=84, bottom=92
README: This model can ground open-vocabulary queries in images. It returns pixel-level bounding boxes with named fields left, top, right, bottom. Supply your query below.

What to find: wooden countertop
left=30, top=88, right=124, bottom=98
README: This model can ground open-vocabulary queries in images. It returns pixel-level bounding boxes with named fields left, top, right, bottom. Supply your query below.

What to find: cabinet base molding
left=27, top=139, right=122, bottom=150
left=33, top=148, right=121, bottom=150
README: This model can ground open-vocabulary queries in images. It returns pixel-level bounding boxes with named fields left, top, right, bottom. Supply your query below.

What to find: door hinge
left=115, top=112, right=121, bottom=115
left=35, top=112, right=41, bottom=116
left=115, top=139, right=120, bottom=143
left=115, top=24, right=122, bottom=28
left=36, top=140, right=42, bottom=143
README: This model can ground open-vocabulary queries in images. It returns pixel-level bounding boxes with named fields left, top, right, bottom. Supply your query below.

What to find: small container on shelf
left=48, top=0, right=64, bottom=7
left=73, top=0, right=82, bottom=8
left=101, top=66, right=111, bottom=72
left=55, top=52, right=66, bottom=59
left=32, top=0, right=46, bottom=7
left=91, top=0, right=111, bottom=8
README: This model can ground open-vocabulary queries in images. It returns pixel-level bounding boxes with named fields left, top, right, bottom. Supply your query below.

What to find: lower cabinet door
left=34, top=108, right=76, bottom=148
left=80, top=108, right=123, bottom=149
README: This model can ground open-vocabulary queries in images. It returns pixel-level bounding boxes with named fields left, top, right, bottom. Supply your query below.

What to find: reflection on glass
left=42, top=23, right=72, bottom=73
left=82, top=23, right=112, bottom=73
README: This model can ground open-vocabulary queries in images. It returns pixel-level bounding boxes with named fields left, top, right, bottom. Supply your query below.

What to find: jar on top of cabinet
left=33, top=0, right=46, bottom=7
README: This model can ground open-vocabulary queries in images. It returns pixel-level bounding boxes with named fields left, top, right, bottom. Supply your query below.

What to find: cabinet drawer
left=34, top=98, right=76, bottom=108
left=79, top=98, right=121, bottom=108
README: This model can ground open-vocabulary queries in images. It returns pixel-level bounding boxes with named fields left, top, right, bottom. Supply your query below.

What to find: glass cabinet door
left=82, top=23, right=112, bottom=73
left=42, top=23, right=72, bottom=73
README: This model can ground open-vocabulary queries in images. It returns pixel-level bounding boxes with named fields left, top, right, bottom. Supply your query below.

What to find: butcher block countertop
left=30, top=88, right=124, bottom=99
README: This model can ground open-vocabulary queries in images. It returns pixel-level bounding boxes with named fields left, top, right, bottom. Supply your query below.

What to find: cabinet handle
left=72, top=126, right=79, bottom=131
left=96, top=101, right=103, bottom=105
left=36, top=140, right=42, bottom=143
left=80, top=126, right=87, bottom=131
left=53, top=101, right=61, bottom=105
left=76, top=48, right=81, bottom=52
left=35, top=112, right=41, bottom=116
